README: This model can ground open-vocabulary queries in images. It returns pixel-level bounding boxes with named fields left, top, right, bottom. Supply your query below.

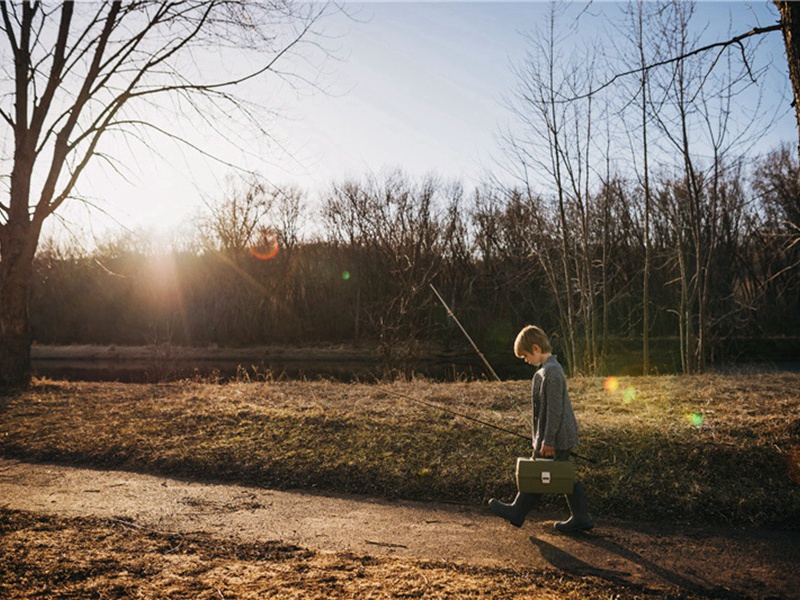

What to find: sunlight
left=143, top=252, right=190, bottom=342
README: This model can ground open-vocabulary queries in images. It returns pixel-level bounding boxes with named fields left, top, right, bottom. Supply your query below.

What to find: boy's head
left=514, top=325, right=552, bottom=358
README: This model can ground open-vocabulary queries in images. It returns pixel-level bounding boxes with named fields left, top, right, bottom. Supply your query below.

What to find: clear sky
left=50, top=1, right=795, bottom=246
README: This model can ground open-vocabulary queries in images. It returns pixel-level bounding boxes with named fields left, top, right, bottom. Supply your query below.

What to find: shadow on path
left=530, top=529, right=749, bottom=599
left=528, top=535, right=636, bottom=589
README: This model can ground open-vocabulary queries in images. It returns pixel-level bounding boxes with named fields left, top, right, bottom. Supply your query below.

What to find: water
left=31, top=356, right=488, bottom=383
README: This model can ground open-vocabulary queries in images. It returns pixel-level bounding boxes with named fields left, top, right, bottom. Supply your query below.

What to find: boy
left=488, top=325, right=594, bottom=533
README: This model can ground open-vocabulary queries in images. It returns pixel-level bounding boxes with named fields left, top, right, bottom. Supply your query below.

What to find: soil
left=2, top=458, right=798, bottom=599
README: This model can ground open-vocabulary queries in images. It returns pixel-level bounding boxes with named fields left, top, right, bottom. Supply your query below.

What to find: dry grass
left=1, top=374, right=799, bottom=528
left=0, top=509, right=711, bottom=599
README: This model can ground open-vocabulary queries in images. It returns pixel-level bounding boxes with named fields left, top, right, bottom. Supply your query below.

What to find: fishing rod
left=428, top=283, right=595, bottom=465
left=383, top=387, right=596, bottom=464
left=381, top=388, right=529, bottom=441
left=430, top=284, right=501, bottom=382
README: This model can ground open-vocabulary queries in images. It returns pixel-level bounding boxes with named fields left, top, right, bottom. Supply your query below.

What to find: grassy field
left=2, top=374, right=799, bottom=529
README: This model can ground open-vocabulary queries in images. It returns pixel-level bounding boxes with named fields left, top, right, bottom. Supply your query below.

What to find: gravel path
left=2, top=458, right=798, bottom=598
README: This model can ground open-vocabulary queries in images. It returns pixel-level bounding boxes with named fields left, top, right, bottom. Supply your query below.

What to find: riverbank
left=30, top=343, right=800, bottom=383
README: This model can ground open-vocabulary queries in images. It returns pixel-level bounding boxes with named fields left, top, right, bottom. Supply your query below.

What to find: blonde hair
left=514, top=325, right=551, bottom=357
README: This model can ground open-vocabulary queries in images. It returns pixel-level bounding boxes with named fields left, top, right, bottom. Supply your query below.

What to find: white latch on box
left=541, top=471, right=551, bottom=484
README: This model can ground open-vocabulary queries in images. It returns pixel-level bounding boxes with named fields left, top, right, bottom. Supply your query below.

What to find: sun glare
left=142, top=253, right=190, bottom=340
left=604, top=376, right=619, bottom=392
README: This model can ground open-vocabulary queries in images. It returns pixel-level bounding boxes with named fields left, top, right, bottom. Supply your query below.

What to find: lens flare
left=622, top=386, right=637, bottom=404
left=604, top=376, right=620, bottom=392
left=249, top=232, right=280, bottom=261
left=342, top=271, right=351, bottom=280
left=689, top=413, right=704, bottom=427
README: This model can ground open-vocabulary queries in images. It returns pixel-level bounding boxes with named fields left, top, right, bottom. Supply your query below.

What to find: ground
left=2, top=458, right=798, bottom=599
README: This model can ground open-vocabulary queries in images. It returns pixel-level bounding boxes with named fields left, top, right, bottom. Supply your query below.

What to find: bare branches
left=0, top=2, right=21, bottom=55
left=563, top=23, right=780, bottom=103
left=27, top=2, right=72, bottom=158
left=1, top=0, right=334, bottom=229
left=0, top=1, right=340, bottom=385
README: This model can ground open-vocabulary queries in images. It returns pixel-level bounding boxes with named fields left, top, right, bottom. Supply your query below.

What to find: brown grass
left=2, top=374, right=799, bottom=528
left=0, top=509, right=711, bottom=599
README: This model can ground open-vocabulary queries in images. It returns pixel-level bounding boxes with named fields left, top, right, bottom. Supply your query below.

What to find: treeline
left=31, top=149, right=799, bottom=376
left=30, top=3, right=800, bottom=376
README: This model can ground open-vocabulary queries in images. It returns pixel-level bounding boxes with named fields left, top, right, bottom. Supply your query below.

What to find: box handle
left=541, top=471, right=551, bottom=484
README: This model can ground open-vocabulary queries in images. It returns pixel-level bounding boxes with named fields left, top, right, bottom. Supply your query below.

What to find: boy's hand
left=539, top=444, right=555, bottom=458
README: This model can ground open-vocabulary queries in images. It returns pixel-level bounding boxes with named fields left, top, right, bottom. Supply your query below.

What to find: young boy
left=488, top=325, right=594, bottom=533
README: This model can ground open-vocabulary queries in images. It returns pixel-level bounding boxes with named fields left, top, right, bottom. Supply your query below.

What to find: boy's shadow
left=528, top=530, right=721, bottom=596
left=527, top=534, right=633, bottom=587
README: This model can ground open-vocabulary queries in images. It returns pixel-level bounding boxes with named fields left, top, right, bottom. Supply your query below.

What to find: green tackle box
left=516, top=457, right=575, bottom=494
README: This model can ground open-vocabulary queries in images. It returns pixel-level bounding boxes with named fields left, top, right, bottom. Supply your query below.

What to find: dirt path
left=1, top=458, right=798, bottom=599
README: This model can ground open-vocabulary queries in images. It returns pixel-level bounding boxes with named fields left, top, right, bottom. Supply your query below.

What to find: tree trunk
left=641, top=52, right=651, bottom=376
left=1, top=103, right=41, bottom=388
left=0, top=225, right=36, bottom=388
left=776, top=2, right=800, bottom=158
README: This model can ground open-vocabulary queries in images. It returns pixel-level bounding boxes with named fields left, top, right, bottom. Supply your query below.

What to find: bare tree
left=471, top=185, right=542, bottom=326
left=774, top=2, right=800, bottom=158
left=500, top=2, right=612, bottom=374
left=271, top=184, right=306, bottom=256
left=751, top=145, right=800, bottom=322
left=618, top=0, right=657, bottom=374
left=643, top=1, right=767, bottom=372
left=0, top=1, right=332, bottom=386
left=322, top=171, right=464, bottom=377
left=497, top=0, right=786, bottom=374
left=200, top=174, right=272, bottom=256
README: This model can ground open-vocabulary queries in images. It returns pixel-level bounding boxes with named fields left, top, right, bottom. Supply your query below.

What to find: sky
left=48, top=1, right=795, bottom=246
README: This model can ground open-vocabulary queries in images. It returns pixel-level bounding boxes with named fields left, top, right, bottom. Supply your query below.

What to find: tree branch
left=28, top=2, right=73, bottom=143
left=36, top=2, right=122, bottom=215
left=0, top=1, right=20, bottom=55
left=563, top=23, right=781, bottom=102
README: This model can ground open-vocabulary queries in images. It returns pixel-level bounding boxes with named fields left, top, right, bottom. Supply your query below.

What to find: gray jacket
left=531, top=355, right=579, bottom=453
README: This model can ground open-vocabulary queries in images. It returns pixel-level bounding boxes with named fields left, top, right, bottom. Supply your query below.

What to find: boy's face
left=520, top=344, right=546, bottom=367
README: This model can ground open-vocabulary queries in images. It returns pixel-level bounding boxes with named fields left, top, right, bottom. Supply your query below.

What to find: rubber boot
left=554, top=481, right=594, bottom=533
left=488, top=492, right=539, bottom=527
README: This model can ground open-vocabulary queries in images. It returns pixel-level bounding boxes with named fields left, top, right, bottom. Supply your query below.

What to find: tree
left=774, top=2, right=800, bottom=159
left=0, top=1, right=331, bottom=387
left=644, top=1, right=777, bottom=373
left=620, top=0, right=656, bottom=374
left=322, top=171, right=464, bottom=377
left=751, top=144, right=800, bottom=328
left=200, top=175, right=273, bottom=257
left=533, top=1, right=791, bottom=373
left=501, top=2, right=611, bottom=374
